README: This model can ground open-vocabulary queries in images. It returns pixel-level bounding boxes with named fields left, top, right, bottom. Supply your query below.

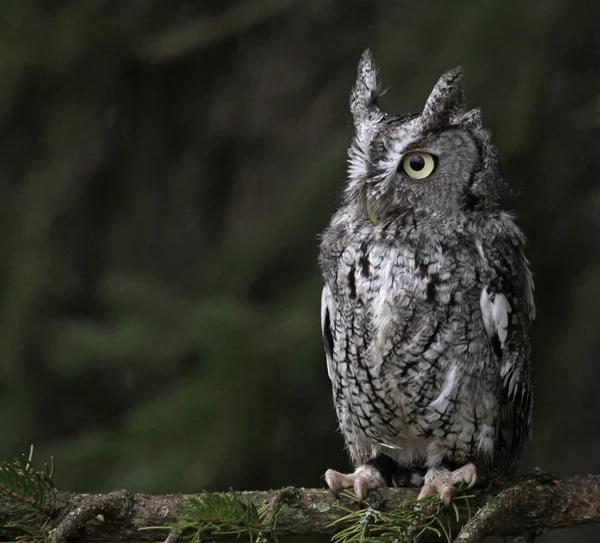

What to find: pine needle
left=0, top=446, right=55, bottom=542
left=141, top=491, right=280, bottom=543
left=329, top=491, right=474, bottom=543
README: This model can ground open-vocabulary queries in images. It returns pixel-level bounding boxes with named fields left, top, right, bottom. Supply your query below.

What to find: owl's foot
left=325, top=464, right=385, bottom=502
left=417, top=463, right=477, bottom=507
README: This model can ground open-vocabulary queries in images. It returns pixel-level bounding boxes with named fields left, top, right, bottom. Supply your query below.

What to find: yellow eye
left=401, top=152, right=436, bottom=179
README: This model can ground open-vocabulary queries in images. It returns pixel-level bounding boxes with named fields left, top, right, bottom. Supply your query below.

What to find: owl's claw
left=325, top=465, right=386, bottom=501
left=418, top=463, right=477, bottom=507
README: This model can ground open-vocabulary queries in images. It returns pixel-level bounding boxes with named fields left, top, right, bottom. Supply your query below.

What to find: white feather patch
left=347, top=143, right=370, bottom=183
left=430, top=364, right=458, bottom=410
left=369, top=247, right=418, bottom=374
left=480, top=288, right=512, bottom=348
left=321, top=284, right=335, bottom=380
left=369, top=248, right=395, bottom=362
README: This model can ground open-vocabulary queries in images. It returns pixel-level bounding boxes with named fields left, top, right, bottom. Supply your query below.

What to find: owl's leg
left=417, top=463, right=477, bottom=506
left=325, top=464, right=385, bottom=501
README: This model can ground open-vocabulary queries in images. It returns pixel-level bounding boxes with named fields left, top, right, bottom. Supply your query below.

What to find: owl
left=319, top=50, right=535, bottom=505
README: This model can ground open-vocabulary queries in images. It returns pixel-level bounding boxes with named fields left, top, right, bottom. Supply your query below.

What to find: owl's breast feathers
left=320, top=210, right=534, bottom=472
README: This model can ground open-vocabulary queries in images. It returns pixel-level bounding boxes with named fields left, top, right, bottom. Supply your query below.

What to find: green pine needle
left=0, top=446, right=55, bottom=511
left=0, top=446, right=55, bottom=542
left=142, top=491, right=280, bottom=543
left=329, top=490, right=473, bottom=543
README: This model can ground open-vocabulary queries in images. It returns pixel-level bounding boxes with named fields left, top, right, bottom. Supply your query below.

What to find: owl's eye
left=401, top=152, right=436, bottom=180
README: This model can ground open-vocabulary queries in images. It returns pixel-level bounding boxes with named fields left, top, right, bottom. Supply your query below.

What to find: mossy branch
left=0, top=461, right=599, bottom=543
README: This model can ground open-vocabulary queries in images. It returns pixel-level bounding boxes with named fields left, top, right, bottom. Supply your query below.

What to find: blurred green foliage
left=0, top=2, right=599, bottom=541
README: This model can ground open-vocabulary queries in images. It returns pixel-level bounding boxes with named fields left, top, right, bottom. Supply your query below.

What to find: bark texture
left=0, top=475, right=597, bottom=542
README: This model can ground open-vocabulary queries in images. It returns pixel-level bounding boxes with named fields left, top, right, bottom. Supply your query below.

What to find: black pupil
left=409, top=155, right=426, bottom=171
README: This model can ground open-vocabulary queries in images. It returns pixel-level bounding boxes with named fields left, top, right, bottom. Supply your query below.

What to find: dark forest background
left=1, top=1, right=599, bottom=541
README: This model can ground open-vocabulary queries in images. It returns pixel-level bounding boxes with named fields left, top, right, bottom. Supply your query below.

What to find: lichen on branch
left=0, top=459, right=599, bottom=543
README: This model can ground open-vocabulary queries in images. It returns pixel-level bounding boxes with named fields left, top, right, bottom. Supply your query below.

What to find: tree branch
left=1, top=474, right=599, bottom=542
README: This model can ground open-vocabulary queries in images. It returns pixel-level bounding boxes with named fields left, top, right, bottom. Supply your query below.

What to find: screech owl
left=319, top=50, right=535, bottom=504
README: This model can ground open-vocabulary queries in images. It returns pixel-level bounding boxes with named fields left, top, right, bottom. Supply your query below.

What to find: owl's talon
left=451, top=463, right=477, bottom=488
left=324, top=469, right=351, bottom=495
left=354, top=476, right=369, bottom=502
left=418, top=463, right=477, bottom=507
left=325, top=465, right=385, bottom=501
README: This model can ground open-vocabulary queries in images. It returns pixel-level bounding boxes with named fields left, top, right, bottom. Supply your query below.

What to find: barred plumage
left=319, top=50, right=534, bottom=503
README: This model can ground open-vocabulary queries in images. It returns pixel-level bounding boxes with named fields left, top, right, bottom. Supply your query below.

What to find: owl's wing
left=479, top=238, right=535, bottom=474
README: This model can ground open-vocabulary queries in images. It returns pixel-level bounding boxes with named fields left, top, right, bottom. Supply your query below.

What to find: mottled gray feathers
left=421, top=67, right=465, bottom=130
left=350, top=50, right=380, bottom=121
left=350, top=49, right=384, bottom=145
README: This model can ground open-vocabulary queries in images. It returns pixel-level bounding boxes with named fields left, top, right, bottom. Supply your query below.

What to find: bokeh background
left=1, top=1, right=599, bottom=541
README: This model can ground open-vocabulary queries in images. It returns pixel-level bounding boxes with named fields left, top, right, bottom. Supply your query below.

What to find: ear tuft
left=421, top=67, right=465, bottom=130
left=350, top=49, right=382, bottom=134
left=461, top=108, right=483, bottom=129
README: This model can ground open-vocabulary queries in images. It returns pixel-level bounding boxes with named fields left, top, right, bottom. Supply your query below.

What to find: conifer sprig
left=143, top=491, right=280, bottom=543
left=329, top=489, right=473, bottom=543
left=0, top=446, right=55, bottom=542
left=0, top=446, right=55, bottom=512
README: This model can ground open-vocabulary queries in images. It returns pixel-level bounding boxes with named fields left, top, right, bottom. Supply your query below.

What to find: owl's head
left=346, top=50, right=509, bottom=221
